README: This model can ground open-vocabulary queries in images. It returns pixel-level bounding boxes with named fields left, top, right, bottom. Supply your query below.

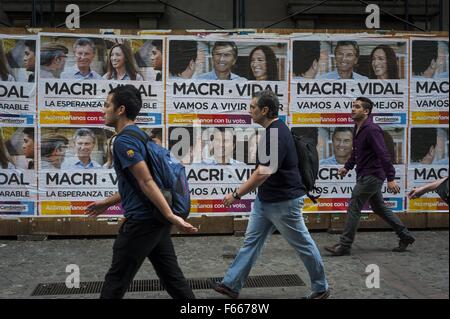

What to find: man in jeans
left=325, top=97, right=415, bottom=256
left=213, top=90, right=329, bottom=299
left=86, top=85, right=197, bottom=298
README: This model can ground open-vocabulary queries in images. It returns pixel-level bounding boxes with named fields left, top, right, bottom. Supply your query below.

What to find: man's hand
left=387, top=180, right=401, bottom=194
left=86, top=200, right=110, bottom=217
left=171, top=215, right=198, bottom=234
left=338, top=167, right=348, bottom=178
left=223, top=192, right=235, bottom=208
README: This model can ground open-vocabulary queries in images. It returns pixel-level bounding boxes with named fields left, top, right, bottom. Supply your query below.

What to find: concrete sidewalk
left=0, top=230, right=448, bottom=299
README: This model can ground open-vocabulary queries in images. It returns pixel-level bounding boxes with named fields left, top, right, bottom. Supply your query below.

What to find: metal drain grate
left=31, top=274, right=305, bottom=296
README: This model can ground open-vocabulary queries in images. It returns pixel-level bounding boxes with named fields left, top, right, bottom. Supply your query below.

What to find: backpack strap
left=117, top=128, right=171, bottom=224
left=115, top=128, right=155, bottom=211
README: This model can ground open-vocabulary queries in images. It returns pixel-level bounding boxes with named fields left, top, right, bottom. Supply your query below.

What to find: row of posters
left=0, top=32, right=448, bottom=217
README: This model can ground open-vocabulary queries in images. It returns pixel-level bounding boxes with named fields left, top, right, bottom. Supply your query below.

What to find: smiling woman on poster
left=369, top=45, right=399, bottom=80
left=248, top=45, right=278, bottom=81
left=103, top=43, right=143, bottom=81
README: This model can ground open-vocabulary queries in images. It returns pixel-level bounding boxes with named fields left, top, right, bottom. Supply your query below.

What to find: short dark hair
left=40, top=42, right=68, bottom=66
left=252, top=89, right=279, bottom=119
left=23, top=127, right=34, bottom=140
left=335, top=41, right=359, bottom=57
left=73, top=37, right=96, bottom=53
left=74, top=128, right=96, bottom=143
left=248, top=45, right=278, bottom=81
left=169, top=40, right=197, bottom=76
left=152, top=40, right=163, bottom=52
left=293, top=41, right=321, bottom=76
left=333, top=127, right=353, bottom=138
left=369, top=45, right=399, bottom=79
left=41, top=134, right=68, bottom=157
left=412, top=40, right=438, bottom=75
left=24, top=40, right=36, bottom=53
left=213, top=41, right=238, bottom=59
left=355, top=96, right=374, bottom=115
left=411, top=128, right=437, bottom=162
left=108, top=85, right=142, bottom=120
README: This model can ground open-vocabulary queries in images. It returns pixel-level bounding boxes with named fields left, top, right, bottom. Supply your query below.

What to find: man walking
left=213, top=90, right=329, bottom=299
left=86, top=85, right=197, bottom=299
left=325, top=97, right=415, bottom=256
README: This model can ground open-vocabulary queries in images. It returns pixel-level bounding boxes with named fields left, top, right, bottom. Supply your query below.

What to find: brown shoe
left=324, top=244, right=351, bottom=256
left=302, top=289, right=331, bottom=299
left=212, top=282, right=239, bottom=299
left=392, top=237, right=415, bottom=252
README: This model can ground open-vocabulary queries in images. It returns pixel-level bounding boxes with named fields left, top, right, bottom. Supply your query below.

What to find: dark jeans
left=340, top=175, right=413, bottom=249
left=100, top=218, right=195, bottom=299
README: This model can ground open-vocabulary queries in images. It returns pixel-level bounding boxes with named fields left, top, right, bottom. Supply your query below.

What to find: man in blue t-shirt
left=86, top=85, right=197, bottom=299
left=212, top=90, right=329, bottom=299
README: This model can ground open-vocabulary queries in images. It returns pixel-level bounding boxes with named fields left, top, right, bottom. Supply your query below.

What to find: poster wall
left=290, top=35, right=410, bottom=212
left=0, top=31, right=448, bottom=217
left=408, top=38, right=449, bottom=212
left=0, top=34, right=37, bottom=215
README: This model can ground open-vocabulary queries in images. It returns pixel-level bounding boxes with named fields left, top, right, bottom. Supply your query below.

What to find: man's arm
left=408, top=177, right=448, bottom=199
left=369, top=128, right=400, bottom=193
left=223, top=165, right=271, bottom=207
left=129, top=161, right=197, bottom=233
left=86, top=192, right=121, bottom=217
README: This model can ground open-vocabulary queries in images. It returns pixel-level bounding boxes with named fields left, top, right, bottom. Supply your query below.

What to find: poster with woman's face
left=290, top=37, right=408, bottom=127
left=166, top=36, right=288, bottom=128
left=38, top=33, right=165, bottom=124
left=0, top=35, right=37, bottom=126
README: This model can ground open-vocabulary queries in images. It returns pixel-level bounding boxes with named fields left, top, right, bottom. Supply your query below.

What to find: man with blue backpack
left=86, top=84, right=197, bottom=299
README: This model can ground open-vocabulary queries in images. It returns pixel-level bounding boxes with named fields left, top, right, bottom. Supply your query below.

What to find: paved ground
left=0, top=230, right=448, bottom=299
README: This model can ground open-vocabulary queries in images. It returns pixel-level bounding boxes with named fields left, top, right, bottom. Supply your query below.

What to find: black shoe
left=212, top=282, right=239, bottom=299
left=324, top=243, right=351, bottom=256
left=392, top=237, right=415, bottom=252
left=302, top=289, right=331, bottom=299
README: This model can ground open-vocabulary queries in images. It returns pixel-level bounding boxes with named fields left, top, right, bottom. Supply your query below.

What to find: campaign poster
left=408, top=38, right=448, bottom=212
left=0, top=35, right=37, bottom=216
left=166, top=36, right=289, bottom=126
left=291, top=36, right=408, bottom=126
left=410, top=38, right=448, bottom=126
left=168, top=125, right=264, bottom=215
left=37, top=33, right=165, bottom=216
left=38, top=33, right=164, bottom=126
left=0, top=35, right=36, bottom=122
left=166, top=36, right=288, bottom=215
left=0, top=126, right=37, bottom=216
left=292, top=126, right=407, bottom=212
left=407, top=127, right=449, bottom=212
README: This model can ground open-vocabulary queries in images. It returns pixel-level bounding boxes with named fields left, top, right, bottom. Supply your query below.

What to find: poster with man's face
left=407, top=127, right=449, bottom=212
left=166, top=36, right=289, bottom=128
left=290, top=36, right=408, bottom=127
left=38, top=33, right=165, bottom=125
left=292, top=126, right=406, bottom=212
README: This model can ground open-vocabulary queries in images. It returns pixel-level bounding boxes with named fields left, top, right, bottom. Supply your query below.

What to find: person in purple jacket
left=324, top=97, right=415, bottom=256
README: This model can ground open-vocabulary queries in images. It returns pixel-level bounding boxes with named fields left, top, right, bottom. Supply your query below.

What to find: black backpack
left=292, top=133, right=320, bottom=204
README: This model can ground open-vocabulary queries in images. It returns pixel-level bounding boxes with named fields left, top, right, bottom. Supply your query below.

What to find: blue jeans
left=222, top=196, right=328, bottom=293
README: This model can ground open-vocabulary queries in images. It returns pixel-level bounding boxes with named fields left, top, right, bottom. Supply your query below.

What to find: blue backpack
left=118, top=128, right=191, bottom=222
